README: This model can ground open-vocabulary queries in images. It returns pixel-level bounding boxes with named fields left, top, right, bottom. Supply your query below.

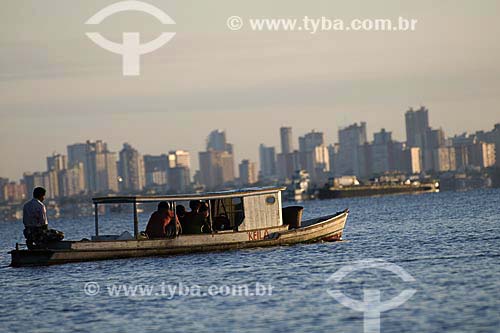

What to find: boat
left=318, top=183, right=439, bottom=199
left=9, top=187, right=349, bottom=267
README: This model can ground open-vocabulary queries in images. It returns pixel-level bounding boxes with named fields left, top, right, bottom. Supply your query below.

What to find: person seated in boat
left=181, top=200, right=209, bottom=234
left=199, top=202, right=212, bottom=233
left=180, top=200, right=200, bottom=231
left=22, top=187, right=64, bottom=249
left=166, top=203, right=182, bottom=238
left=176, top=204, right=186, bottom=221
left=145, top=201, right=171, bottom=238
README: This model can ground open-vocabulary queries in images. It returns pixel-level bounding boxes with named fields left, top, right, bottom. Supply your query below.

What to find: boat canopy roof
left=92, top=186, right=286, bottom=204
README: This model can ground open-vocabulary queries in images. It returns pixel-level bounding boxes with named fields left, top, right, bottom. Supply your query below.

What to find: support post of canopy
left=208, top=200, right=213, bottom=233
left=94, top=203, right=99, bottom=237
left=133, top=202, right=139, bottom=239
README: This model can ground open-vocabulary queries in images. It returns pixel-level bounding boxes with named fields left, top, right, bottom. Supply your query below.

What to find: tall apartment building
left=469, top=142, right=496, bottom=169
left=143, top=154, right=169, bottom=188
left=199, top=131, right=235, bottom=190
left=259, top=144, right=277, bottom=179
left=207, top=130, right=233, bottom=153
left=67, top=140, right=118, bottom=194
left=59, top=163, right=85, bottom=197
left=239, top=159, right=258, bottom=185
left=280, top=127, right=293, bottom=154
left=167, top=150, right=191, bottom=193
left=475, top=124, right=500, bottom=167
left=451, top=134, right=496, bottom=170
left=336, top=122, right=367, bottom=177
left=405, top=106, right=429, bottom=148
left=47, top=153, right=67, bottom=172
left=298, top=130, right=330, bottom=184
left=403, top=147, right=422, bottom=174
left=67, top=143, right=90, bottom=190
left=118, top=143, right=145, bottom=192
left=2, top=182, right=26, bottom=202
left=86, top=140, right=118, bottom=193
left=433, top=147, right=457, bottom=172
left=199, top=150, right=235, bottom=190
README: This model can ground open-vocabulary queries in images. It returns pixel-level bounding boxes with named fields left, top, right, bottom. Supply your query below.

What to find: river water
left=0, top=189, right=499, bottom=333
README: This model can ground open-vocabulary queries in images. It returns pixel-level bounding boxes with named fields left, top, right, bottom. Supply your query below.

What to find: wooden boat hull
left=10, top=209, right=348, bottom=267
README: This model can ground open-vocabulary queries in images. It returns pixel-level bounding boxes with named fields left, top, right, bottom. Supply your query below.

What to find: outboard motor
left=282, top=206, right=304, bottom=229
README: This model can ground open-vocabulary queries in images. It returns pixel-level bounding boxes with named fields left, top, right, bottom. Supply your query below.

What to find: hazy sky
left=1, top=0, right=499, bottom=180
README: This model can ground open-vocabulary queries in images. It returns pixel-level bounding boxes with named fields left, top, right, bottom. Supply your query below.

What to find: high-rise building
left=23, top=172, right=46, bottom=200
left=199, top=150, right=235, bottom=189
left=47, top=153, right=67, bottom=172
left=84, top=140, right=118, bottom=193
left=310, top=145, right=330, bottom=185
left=403, top=147, right=422, bottom=174
left=46, top=153, right=68, bottom=198
left=259, top=144, right=277, bottom=178
left=45, top=169, right=60, bottom=198
left=468, top=142, right=496, bottom=168
left=297, top=130, right=329, bottom=184
left=67, top=143, right=88, bottom=168
left=118, top=143, right=145, bottom=192
left=22, top=171, right=59, bottom=199
left=451, top=134, right=474, bottom=170
left=207, top=130, right=233, bottom=153
left=280, top=127, right=293, bottom=154
left=404, top=107, right=449, bottom=173
left=143, top=154, right=169, bottom=188
left=59, top=163, right=85, bottom=197
left=167, top=167, right=190, bottom=193
left=336, top=122, right=367, bottom=177
left=2, top=182, right=26, bottom=203
left=424, top=128, right=446, bottom=171
left=167, top=150, right=191, bottom=193
left=475, top=124, right=500, bottom=167
left=68, top=141, right=106, bottom=193
left=277, top=151, right=301, bottom=180
left=67, top=143, right=90, bottom=191
left=369, top=129, right=396, bottom=175
left=277, top=126, right=302, bottom=180
left=168, top=150, right=191, bottom=169
left=405, top=106, right=429, bottom=148
left=239, top=159, right=258, bottom=185
left=199, top=151, right=218, bottom=189
left=451, top=134, right=496, bottom=170
left=328, top=144, right=340, bottom=176
left=299, top=130, right=324, bottom=153
left=199, top=131, right=235, bottom=189
left=433, top=147, right=456, bottom=172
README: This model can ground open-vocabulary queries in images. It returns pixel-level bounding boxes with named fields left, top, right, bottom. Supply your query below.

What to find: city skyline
left=1, top=106, right=498, bottom=181
left=1, top=107, right=498, bottom=193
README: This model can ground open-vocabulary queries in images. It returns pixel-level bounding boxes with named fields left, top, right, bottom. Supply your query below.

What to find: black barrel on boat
left=282, top=206, right=303, bottom=229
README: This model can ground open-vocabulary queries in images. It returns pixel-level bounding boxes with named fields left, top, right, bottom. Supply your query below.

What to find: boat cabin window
left=211, top=197, right=244, bottom=231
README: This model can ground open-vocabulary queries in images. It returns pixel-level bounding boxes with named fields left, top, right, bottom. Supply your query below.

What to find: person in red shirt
left=145, top=201, right=171, bottom=238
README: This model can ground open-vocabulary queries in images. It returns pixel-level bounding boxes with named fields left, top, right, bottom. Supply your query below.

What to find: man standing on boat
left=22, top=187, right=64, bottom=249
